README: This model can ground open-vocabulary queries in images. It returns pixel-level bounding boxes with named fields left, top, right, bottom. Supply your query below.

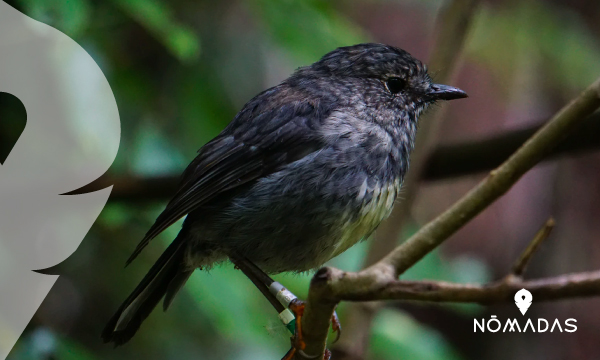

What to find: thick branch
left=300, top=77, right=600, bottom=357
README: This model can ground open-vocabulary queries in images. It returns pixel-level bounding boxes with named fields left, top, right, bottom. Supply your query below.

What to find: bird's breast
left=328, top=176, right=402, bottom=258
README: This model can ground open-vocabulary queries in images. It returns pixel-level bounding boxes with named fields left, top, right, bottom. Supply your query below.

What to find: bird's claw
left=331, top=310, right=342, bottom=343
left=281, top=300, right=306, bottom=360
left=280, top=299, right=340, bottom=360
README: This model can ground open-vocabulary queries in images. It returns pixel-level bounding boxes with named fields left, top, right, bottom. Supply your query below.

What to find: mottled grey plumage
left=102, top=43, right=467, bottom=345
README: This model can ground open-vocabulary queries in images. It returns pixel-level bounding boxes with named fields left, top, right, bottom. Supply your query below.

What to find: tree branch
left=69, top=112, right=600, bottom=200
left=297, top=76, right=600, bottom=358
left=378, top=77, right=600, bottom=276
left=424, top=111, right=600, bottom=181
left=511, top=218, right=555, bottom=277
left=329, top=270, right=600, bottom=304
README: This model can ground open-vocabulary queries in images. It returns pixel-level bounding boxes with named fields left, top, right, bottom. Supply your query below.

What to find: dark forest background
left=2, top=0, right=600, bottom=359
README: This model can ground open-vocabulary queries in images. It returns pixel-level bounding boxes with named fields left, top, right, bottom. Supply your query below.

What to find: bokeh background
left=2, top=0, right=600, bottom=359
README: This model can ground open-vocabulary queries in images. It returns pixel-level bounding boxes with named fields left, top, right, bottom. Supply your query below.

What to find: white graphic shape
left=0, top=1, right=120, bottom=358
left=514, top=288, right=533, bottom=315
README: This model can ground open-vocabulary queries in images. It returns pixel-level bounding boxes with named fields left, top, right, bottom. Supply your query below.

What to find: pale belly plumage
left=327, top=177, right=401, bottom=260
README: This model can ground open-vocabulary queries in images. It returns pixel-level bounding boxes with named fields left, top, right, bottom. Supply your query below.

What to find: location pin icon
left=514, top=288, right=533, bottom=315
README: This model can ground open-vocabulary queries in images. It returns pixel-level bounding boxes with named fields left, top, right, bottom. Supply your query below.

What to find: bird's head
left=291, top=43, right=467, bottom=127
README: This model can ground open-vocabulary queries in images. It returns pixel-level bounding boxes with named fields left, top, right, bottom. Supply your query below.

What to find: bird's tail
left=101, top=235, right=192, bottom=345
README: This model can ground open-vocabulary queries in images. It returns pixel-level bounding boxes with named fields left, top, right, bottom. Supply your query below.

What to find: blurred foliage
left=468, top=1, right=600, bottom=96
left=250, top=0, right=367, bottom=64
left=370, top=309, right=464, bottom=360
left=111, top=0, right=200, bottom=63
left=3, top=0, right=599, bottom=359
left=18, top=0, right=91, bottom=37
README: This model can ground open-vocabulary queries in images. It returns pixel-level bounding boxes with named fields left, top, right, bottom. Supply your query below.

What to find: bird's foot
left=331, top=310, right=342, bottom=343
left=281, top=300, right=305, bottom=360
left=280, top=299, right=340, bottom=360
left=282, top=347, right=331, bottom=360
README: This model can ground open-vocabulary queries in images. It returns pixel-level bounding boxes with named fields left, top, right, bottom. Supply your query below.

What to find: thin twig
left=66, top=112, right=600, bottom=201
left=332, top=270, right=600, bottom=303
left=511, top=218, right=555, bottom=277
left=332, top=1, right=481, bottom=357
left=363, top=0, right=480, bottom=271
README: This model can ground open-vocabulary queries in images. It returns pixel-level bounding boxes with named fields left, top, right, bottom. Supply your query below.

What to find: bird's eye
left=385, top=77, right=406, bottom=95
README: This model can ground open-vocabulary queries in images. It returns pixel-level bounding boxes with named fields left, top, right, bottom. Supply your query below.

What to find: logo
left=474, top=289, right=577, bottom=333
left=0, top=2, right=120, bottom=359
left=514, top=288, right=532, bottom=315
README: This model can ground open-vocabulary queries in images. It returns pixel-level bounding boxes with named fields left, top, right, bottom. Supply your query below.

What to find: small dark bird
left=102, top=43, right=467, bottom=345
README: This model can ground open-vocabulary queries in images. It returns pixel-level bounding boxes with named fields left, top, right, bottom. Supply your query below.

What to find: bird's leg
left=279, top=298, right=340, bottom=360
left=229, top=255, right=297, bottom=333
left=229, top=255, right=340, bottom=360
left=230, top=255, right=285, bottom=314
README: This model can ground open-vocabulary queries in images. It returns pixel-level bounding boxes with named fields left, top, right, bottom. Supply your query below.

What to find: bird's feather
left=125, top=86, right=330, bottom=264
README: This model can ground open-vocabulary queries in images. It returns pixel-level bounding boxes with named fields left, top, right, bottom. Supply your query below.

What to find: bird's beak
left=428, top=84, right=468, bottom=101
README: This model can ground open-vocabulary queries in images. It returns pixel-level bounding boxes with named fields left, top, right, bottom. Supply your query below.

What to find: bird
left=102, top=43, right=467, bottom=346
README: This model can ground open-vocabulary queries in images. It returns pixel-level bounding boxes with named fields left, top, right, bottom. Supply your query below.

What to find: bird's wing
left=126, top=89, right=328, bottom=264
